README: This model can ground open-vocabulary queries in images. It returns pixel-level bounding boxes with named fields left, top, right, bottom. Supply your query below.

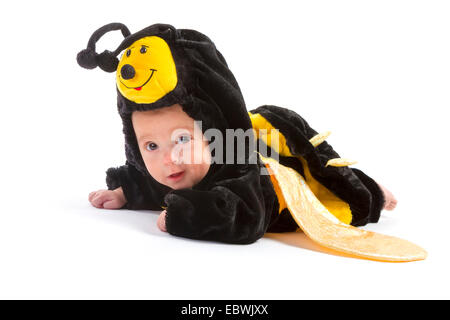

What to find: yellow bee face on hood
left=116, top=36, right=178, bottom=104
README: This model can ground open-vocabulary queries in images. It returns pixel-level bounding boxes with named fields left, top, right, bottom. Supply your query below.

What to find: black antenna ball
left=97, top=50, right=119, bottom=73
left=77, top=48, right=97, bottom=69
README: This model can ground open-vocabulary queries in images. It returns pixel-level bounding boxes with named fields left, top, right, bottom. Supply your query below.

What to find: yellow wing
left=260, top=154, right=427, bottom=262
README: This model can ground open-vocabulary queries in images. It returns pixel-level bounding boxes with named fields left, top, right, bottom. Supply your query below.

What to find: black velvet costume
left=77, top=23, right=385, bottom=245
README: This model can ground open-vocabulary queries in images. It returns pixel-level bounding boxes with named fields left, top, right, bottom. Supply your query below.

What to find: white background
left=0, top=0, right=449, bottom=299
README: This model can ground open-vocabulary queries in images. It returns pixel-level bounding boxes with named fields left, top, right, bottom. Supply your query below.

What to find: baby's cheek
left=202, top=144, right=212, bottom=165
left=193, top=162, right=211, bottom=185
left=192, top=141, right=210, bottom=165
left=144, top=161, right=165, bottom=184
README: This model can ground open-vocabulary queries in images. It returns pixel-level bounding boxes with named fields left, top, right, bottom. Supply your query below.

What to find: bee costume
left=77, top=23, right=426, bottom=262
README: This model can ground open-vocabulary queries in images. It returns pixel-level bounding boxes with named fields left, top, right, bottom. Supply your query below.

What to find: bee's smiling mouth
left=119, top=69, right=157, bottom=91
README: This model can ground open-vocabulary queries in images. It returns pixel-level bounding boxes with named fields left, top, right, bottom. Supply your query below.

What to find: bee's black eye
left=140, top=46, right=147, bottom=54
left=126, top=49, right=131, bottom=57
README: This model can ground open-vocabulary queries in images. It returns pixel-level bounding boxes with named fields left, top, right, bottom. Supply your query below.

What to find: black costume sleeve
left=163, top=163, right=274, bottom=245
left=105, top=163, right=169, bottom=211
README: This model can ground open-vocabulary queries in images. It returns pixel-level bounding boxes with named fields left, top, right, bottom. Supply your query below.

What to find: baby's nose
left=120, top=64, right=135, bottom=80
left=164, top=147, right=182, bottom=165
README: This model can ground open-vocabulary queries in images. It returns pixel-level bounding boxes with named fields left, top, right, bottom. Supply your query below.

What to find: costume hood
left=77, top=22, right=254, bottom=179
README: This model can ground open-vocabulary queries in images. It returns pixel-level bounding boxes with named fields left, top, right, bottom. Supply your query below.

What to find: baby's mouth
left=168, top=171, right=185, bottom=180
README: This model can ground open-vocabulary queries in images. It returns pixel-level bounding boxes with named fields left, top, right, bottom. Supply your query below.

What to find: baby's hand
left=157, top=210, right=167, bottom=232
left=88, top=187, right=127, bottom=209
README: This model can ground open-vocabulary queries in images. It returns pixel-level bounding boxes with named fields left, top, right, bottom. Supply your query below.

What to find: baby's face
left=132, top=104, right=211, bottom=190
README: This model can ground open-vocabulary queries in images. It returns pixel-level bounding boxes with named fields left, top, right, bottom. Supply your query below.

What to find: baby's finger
left=89, top=190, right=106, bottom=201
left=92, top=192, right=110, bottom=207
left=103, top=199, right=120, bottom=209
left=93, top=191, right=112, bottom=202
left=157, top=211, right=167, bottom=232
left=90, top=196, right=104, bottom=208
left=88, top=191, right=97, bottom=202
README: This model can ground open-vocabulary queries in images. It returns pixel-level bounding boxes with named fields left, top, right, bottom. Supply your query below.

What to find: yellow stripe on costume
left=248, top=112, right=293, bottom=157
left=297, top=157, right=352, bottom=225
left=265, top=163, right=287, bottom=214
left=248, top=111, right=352, bottom=224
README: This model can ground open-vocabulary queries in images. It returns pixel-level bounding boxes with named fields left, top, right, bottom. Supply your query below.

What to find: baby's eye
left=126, top=49, right=131, bottom=57
left=176, top=135, right=191, bottom=144
left=140, top=46, right=147, bottom=54
left=145, top=142, right=158, bottom=151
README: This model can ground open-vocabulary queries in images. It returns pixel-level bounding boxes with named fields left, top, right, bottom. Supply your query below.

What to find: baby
left=79, top=22, right=398, bottom=244
left=88, top=103, right=398, bottom=232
